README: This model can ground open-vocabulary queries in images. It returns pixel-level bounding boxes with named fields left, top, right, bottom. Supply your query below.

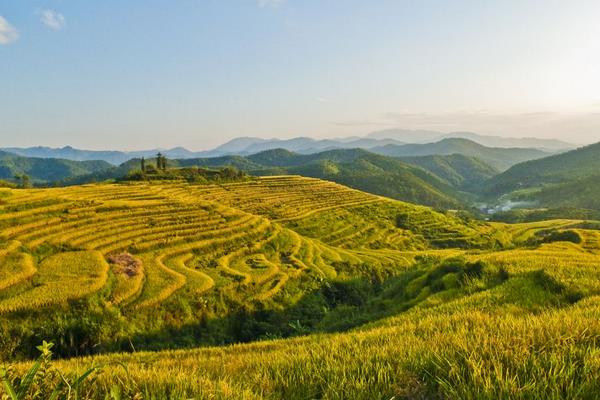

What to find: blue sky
left=1, top=0, right=600, bottom=150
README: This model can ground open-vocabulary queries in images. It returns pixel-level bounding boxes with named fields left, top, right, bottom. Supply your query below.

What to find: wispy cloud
left=39, top=9, right=66, bottom=30
left=258, top=0, right=286, bottom=8
left=0, top=16, right=19, bottom=45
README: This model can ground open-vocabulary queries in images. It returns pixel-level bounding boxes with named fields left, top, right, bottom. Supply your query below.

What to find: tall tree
left=141, top=157, right=146, bottom=172
left=156, top=152, right=163, bottom=170
left=22, top=174, right=31, bottom=188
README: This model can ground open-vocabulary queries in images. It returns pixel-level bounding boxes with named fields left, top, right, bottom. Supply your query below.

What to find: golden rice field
left=1, top=176, right=599, bottom=399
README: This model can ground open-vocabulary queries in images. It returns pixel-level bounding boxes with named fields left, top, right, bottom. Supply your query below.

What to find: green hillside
left=0, top=151, right=112, bottom=185
left=190, top=149, right=466, bottom=208
left=397, top=154, right=499, bottom=189
left=61, top=148, right=470, bottom=209
left=520, top=174, right=600, bottom=210
left=371, top=138, right=549, bottom=171
left=277, top=154, right=464, bottom=209
left=481, top=141, right=600, bottom=197
left=1, top=178, right=599, bottom=398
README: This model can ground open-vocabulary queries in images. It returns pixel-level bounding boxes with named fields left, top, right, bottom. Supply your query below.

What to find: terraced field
left=0, top=177, right=490, bottom=316
left=1, top=176, right=599, bottom=398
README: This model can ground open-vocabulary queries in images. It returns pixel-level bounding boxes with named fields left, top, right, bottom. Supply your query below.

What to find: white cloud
left=40, top=9, right=66, bottom=31
left=258, top=0, right=285, bottom=8
left=0, top=16, right=19, bottom=45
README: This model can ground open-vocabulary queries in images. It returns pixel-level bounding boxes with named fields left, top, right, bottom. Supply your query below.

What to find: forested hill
left=254, top=150, right=465, bottom=209
left=480, top=141, right=600, bottom=197
left=0, top=151, right=112, bottom=185
left=396, top=154, right=499, bottom=190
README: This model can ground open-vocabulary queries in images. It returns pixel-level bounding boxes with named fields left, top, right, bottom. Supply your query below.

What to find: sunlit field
left=0, top=176, right=598, bottom=398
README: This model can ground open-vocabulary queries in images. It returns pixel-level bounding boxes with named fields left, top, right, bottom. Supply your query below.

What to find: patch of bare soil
left=108, top=252, right=142, bottom=277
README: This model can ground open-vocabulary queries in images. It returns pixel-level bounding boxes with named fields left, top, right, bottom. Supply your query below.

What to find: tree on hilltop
left=156, top=152, right=163, bottom=170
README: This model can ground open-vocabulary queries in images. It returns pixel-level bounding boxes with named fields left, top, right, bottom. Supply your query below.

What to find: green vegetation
left=268, top=152, right=465, bottom=209
left=1, top=177, right=599, bottom=398
left=520, top=174, right=600, bottom=210
left=124, top=165, right=250, bottom=183
left=397, top=153, right=499, bottom=189
left=481, top=141, right=600, bottom=197
left=1, top=341, right=111, bottom=400
left=475, top=141, right=600, bottom=220
left=54, top=148, right=472, bottom=208
left=0, top=151, right=112, bottom=186
left=490, top=207, right=600, bottom=223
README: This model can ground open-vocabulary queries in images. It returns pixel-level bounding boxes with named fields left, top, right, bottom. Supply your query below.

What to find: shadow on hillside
left=3, top=257, right=584, bottom=360
left=118, top=257, right=514, bottom=354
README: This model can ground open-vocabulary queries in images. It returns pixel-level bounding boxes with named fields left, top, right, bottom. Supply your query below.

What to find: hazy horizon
left=0, top=127, right=585, bottom=153
left=2, top=1, right=600, bottom=149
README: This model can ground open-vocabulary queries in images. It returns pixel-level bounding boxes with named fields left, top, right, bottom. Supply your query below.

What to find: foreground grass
left=10, top=294, right=596, bottom=399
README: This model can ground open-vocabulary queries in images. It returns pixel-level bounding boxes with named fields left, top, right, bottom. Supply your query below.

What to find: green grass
left=0, top=177, right=599, bottom=398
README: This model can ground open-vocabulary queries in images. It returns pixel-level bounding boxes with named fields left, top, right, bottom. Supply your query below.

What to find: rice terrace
left=0, top=173, right=598, bottom=398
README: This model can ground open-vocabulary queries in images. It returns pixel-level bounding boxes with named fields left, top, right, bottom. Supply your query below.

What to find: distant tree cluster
left=14, top=173, right=31, bottom=188
left=156, top=153, right=167, bottom=171
left=124, top=165, right=249, bottom=184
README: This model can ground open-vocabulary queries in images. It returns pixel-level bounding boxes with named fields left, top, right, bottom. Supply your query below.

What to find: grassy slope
left=0, top=177, right=492, bottom=355
left=272, top=153, right=465, bottom=209
left=187, top=149, right=469, bottom=208
left=1, top=179, right=600, bottom=398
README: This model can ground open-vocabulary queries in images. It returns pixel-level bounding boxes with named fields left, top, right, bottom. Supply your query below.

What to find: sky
left=1, top=0, right=600, bottom=150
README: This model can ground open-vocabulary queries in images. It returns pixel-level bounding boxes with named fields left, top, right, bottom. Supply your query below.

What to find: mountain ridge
left=369, top=138, right=550, bottom=171
left=3, top=130, right=573, bottom=165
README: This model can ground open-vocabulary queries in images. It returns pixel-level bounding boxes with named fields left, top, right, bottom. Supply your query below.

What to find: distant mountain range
left=211, top=136, right=407, bottom=155
left=366, top=129, right=575, bottom=151
left=0, top=146, right=214, bottom=166
left=369, top=138, right=550, bottom=171
left=2, top=129, right=574, bottom=165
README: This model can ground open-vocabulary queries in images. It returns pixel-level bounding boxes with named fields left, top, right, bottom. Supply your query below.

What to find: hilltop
left=255, top=150, right=464, bottom=208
